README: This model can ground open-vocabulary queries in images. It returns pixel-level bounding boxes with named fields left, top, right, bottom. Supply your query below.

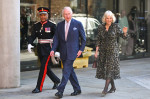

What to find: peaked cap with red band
left=37, top=7, right=49, bottom=14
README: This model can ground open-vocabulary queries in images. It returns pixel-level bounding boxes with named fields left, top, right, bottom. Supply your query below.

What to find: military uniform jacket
left=28, top=20, right=56, bottom=56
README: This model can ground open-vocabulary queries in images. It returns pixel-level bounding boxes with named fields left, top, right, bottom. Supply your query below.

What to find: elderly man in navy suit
left=50, top=7, right=86, bottom=98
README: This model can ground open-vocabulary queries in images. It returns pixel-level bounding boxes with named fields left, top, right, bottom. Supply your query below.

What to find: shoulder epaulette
left=49, top=20, right=56, bottom=24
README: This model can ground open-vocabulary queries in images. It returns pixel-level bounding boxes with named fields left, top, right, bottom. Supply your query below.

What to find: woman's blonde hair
left=102, top=10, right=116, bottom=23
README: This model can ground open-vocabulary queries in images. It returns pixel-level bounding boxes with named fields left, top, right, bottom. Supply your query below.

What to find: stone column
left=0, top=0, right=20, bottom=88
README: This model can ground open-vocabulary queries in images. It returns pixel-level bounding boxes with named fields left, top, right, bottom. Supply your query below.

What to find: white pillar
left=0, top=0, right=20, bottom=88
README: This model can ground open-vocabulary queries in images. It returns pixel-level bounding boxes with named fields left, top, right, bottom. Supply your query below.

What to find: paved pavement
left=1, top=57, right=150, bottom=99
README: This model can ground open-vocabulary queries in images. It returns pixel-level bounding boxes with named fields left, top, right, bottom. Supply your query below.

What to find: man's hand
left=77, top=50, right=82, bottom=58
left=50, top=51, right=54, bottom=56
left=28, top=44, right=34, bottom=53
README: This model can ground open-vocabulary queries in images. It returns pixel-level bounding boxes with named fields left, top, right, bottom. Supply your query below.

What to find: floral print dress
left=96, top=23, right=127, bottom=80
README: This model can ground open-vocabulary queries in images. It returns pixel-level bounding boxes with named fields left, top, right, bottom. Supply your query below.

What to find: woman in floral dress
left=95, top=10, right=128, bottom=97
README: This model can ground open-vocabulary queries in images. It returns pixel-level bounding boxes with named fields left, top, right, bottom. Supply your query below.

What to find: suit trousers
left=57, top=60, right=81, bottom=93
left=36, top=55, right=60, bottom=91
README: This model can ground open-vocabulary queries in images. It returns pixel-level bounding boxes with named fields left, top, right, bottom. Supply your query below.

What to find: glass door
left=118, top=0, right=148, bottom=58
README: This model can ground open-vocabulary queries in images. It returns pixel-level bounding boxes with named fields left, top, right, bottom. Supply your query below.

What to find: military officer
left=28, top=7, right=60, bottom=93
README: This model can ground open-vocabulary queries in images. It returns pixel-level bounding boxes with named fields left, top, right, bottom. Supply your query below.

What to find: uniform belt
left=38, top=39, right=53, bottom=44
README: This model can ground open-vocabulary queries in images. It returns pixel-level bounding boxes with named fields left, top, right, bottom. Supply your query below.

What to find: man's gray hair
left=62, top=7, right=73, bottom=15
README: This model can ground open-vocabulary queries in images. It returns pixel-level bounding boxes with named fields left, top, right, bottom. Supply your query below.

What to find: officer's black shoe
left=55, top=91, right=63, bottom=98
left=32, top=88, right=41, bottom=93
left=71, top=90, right=81, bottom=96
left=52, top=82, right=59, bottom=89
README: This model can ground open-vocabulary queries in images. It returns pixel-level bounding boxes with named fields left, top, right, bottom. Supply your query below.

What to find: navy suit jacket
left=52, top=18, right=86, bottom=60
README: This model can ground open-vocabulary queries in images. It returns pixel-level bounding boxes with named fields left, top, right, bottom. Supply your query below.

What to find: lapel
left=67, top=19, right=74, bottom=41
left=62, top=20, right=65, bottom=41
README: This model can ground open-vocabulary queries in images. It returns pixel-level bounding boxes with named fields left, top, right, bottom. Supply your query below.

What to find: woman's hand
left=123, top=27, right=128, bottom=36
left=95, top=52, right=98, bottom=58
left=95, top=46, right=99, bottom=58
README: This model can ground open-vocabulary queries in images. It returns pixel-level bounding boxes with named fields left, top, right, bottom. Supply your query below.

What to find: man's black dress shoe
left=55, top=91, right=63, bottom=98
left=52, top=82, right=59, bottom=89
left=71, top=90, right=81, bottom=96
left=32, top=88, right=41, bottom=93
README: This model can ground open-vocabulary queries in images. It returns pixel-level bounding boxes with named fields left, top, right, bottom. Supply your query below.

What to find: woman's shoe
left=107, top=88, right=116, bottom=93
left=101, top=91, right=107, bottom=97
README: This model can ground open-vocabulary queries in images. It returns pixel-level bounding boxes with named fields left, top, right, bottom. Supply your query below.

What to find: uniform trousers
left=36, top=55, right=60, bottom=91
